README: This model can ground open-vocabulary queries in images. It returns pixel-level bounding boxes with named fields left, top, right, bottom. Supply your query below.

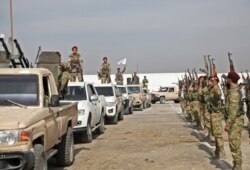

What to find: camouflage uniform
left=190, top=86, right=201, bottom=127
left=115, top=67, right=126, bottom=85
left=100, top=63, right=111, bottom=84
left=142, top=77, right=149, bottom=88
left=225, top=85, right=244, bottom=169
left=199, top=85, right=211, bottom=134
left=132, top=74, right=140, bottom=84
left=207, top=84, right=226, bottom=159
left=246, top=89, right=250, bottom=137
left=58, top=64, right=70, bottom=99
left=67, top=53, right=83, bottom=82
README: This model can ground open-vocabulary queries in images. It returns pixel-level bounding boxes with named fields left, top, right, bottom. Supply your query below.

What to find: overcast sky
left=0, top=0, right=249, bottom=74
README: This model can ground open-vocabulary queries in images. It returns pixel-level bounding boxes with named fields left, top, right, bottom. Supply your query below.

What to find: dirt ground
left=49, top=102, right=250, bottom=170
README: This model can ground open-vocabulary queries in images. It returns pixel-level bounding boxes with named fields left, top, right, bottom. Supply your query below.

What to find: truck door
left=42, top=75, right=59, bottom=150
left=87, top=84, right=100, bottom=124
left=168, top=87, right=176, bottom=100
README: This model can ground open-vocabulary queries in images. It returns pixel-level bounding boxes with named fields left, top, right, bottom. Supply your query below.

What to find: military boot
left=218, top=146, right=226, bottom=159
left=232, top=164, right=242, bottom=170
left=214, top=146, right=219, bottom=158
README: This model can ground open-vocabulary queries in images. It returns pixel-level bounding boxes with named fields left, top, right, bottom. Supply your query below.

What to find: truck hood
left=0, top=107, right=46, bottom=130
left=77, top=100, right=88, bottom=110
left=105, top=96, right=116, bottom=103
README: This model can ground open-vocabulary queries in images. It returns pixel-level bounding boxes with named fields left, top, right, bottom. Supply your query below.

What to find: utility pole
left=9, top=0, right=14, bottom=54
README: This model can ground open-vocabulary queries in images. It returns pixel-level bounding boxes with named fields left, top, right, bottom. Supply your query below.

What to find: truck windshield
left=127, top=86, right=140, bottom=94
left=95, top=87, right=114, bottom=97
left=159, top=87, right=169, bottom=92
left=64, top=86, right=87, bottom=101
left=0, top=75, right=39, bottom=106
left=117, top=87, right=127, bottom=94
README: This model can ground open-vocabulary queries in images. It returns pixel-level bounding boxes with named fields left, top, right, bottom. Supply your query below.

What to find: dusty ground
left=49, top=102, right=250, bottom=170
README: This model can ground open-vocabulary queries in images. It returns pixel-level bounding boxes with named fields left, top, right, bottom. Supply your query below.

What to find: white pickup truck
left=117, top=85, right=134, bottom=114
left=94, top=84, right=124, bottom=124
left=61, top=82, right=106, bottom=143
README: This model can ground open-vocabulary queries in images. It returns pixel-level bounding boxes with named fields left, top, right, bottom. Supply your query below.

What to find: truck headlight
left=78, top=109, right=85, bottom=116
left=106, top=102, right=115, bottom=107
left=0, top=130, right=31, bottom=145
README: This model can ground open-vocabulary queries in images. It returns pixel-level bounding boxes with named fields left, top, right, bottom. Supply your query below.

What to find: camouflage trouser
left=191, top=101, right=201, bottom=125
left=101, top=75, right=110, bottom=84
left=180, top=100, right=186, bottom=114
left=210, top=113, right=224, bottom=148
left=70, top=72, right=83, bottom=82
left=228, top=116, right=243, bottom=165
left=202, top=104, right=211, bottom=130
left=186, top=101, right=191, bottom=118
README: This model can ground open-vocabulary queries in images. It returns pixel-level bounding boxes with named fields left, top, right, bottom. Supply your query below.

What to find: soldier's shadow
left=197, top=143, right=232, bottom=170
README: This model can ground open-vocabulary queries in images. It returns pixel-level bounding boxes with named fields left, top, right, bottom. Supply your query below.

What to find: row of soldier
left=58, top=46, right=149, bottom=97
left=178, top=54, right=249, bottom=170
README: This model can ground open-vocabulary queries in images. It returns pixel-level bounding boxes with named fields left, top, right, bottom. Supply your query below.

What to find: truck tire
left=129, top=106, right=133, bottom=114
left=57, top=127, right=74, bottom=167
left=83, top=120, right=92, bottom=143
left=151, top=101, right=156, bottom=104
left=118, top=106, right=124, bottom=120
left=143, top=102, right=146, bottom=109
left=33, top=144, right=47, bottom=170
left=174, top=100, right=180, bottom=103
left=139, top=104, right=143, bottom=111
left=110, top=111, right=118, bottom=124
left=160, top=97, right=166, bottom=104
left=96, top=113, right=105, bottom=134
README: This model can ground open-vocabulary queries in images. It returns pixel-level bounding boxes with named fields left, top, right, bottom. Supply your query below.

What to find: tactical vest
left=101, top=63, right=110, bottom=75
left=69, top=55, right=81, bottom=73
left=116, top=72, right=123, bottom=81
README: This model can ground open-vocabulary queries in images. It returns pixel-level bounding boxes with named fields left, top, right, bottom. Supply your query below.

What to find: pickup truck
left=0, top=68, right=78, bottom=170
left=151, top=85, right=179, bottom=104
left=127, top=84, right=147, bottom=111
left=94, top=84, right=124, bottom=124
left=117, top=85, right=134, bottom=114
left=61, top=82, right=106, bottom=143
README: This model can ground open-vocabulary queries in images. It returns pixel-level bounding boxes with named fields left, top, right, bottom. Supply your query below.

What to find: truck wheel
left=151, top=101, right=156, bottom=104
left=139, top=104, right=143, bottom=111
left=34, top=144, right=47, bottom=170
left=118, top=109, right=124, bottom=120
left=83, top=120, right=93, bottom=143
left=57, top=127, right=74, bottom=167
left=160, top=97, right=166, bottom=104
left=129, top=106, right=133, bottom=114
left=96, top=114, right=105, bottom=134
left=174, top=100, right=180, bottom=103
left=110, top=112, right=118, bottom=124
left=143, top=102, right=146, bottom=109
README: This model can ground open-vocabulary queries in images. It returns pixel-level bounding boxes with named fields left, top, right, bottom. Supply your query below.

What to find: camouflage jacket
left=198, top=86, right=209, bottom=103
left=100, top=63, right=111, bottom=76
left=68, top=54, right=83, bottom=73
left=142, top=78, right=149, bottom=88
left=207, top=85, right=221, bottom=113
left=115, top=72, right=123, bottom=82
left=190, top=89, right=199, bottom=101
left=225, top=85, right=243, bottom=128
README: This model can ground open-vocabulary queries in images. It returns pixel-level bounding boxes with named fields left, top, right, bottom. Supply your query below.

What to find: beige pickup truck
left=127, top=84, right=147, bottom=111
left=0, top=68, right=78, bottom=170
left=151, top=85, right=180, bottom=104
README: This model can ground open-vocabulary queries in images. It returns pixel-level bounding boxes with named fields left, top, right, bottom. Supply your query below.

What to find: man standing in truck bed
left=67, top=46, right=83, bottom=82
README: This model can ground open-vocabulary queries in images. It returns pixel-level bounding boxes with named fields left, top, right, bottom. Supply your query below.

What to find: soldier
left=67, top=46, right=83, bottom=82
left=207, top=76, right=226, bottom=159
left=58, top=63, right=70, bottom=99
left=115, top=65, right=126, bottom=85
left=99, top=56, right=111, bottom=84
left=142, top=76, right=149, bottom=89
left=224, top=71, right=243, bottom=170
left=132, top=72, right=140, bottom=84
left=199, top=76, right=212, bottom=138
left=190, top=82, right=202, bottom=129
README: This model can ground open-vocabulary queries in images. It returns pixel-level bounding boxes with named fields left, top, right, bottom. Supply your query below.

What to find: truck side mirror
left=90, top=95, right=98, bottom=101
left=50, top=95, right=60, bottom=107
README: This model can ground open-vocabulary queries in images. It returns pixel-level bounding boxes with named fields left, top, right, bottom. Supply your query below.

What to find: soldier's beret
left=72, top=46, right=78, bottom=50
left=227, top=71, right=240, bottom=83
